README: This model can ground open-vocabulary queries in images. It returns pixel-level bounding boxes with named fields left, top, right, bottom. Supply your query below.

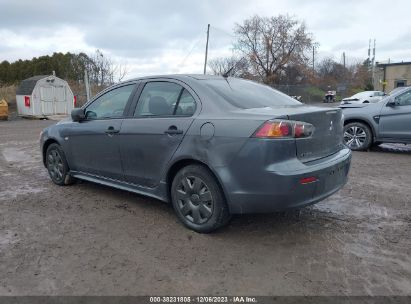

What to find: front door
left=67, top=84, right=137, bottom=180
left=379, top=89, right=411, bottom=141
left=119, top=81, right=198, bottom=187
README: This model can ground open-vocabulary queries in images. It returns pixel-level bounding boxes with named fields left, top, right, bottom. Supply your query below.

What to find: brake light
left=253, top=120, right=314, bottom=139
left=74, top=95, right=77, bottom=107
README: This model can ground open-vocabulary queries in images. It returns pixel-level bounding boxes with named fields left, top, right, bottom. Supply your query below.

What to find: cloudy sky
left=0, top=0, right=410, bottom=79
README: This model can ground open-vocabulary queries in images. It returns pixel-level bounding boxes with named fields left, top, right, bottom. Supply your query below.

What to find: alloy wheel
left=344, top=126, right=367, bottom=149
left=175, top=176, right=214, bottom=225
left=47, top=149, right=64, bottom=182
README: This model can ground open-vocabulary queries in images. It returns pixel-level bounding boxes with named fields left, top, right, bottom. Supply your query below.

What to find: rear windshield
left=204, top=78, right=300, bottom=109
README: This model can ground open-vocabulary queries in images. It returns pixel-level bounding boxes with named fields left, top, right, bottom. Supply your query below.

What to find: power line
left=209, top=25, right=237, bottom=39
left=176, top=36, right=203, bottom=71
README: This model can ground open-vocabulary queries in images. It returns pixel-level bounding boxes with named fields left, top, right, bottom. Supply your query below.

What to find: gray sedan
left=40, top=75, right=351, bottom=232
left=341, top=87, right=411, bottom=151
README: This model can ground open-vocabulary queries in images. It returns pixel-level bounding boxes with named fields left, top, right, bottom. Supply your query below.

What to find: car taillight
left=253, top=120, right=314, bottom=139
left=74, top=95, right=77, bottom=107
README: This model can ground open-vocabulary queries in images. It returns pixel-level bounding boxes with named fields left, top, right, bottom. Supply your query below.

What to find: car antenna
left=222, top=56, right=245, bottom=78
left=222, top=66, right=235, bottom=78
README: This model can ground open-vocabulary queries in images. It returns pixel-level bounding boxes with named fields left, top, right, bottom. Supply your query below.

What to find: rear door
left=379, top=89, right=411, bottom=141
left=119, top=80, right=198, bottom=187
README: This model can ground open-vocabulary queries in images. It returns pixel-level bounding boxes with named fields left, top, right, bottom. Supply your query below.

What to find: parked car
left=389, top=86, right=410, bottom=95
left=340, top=91, right=385, bottom=105
left=341, top=87, right=411, bottom=151
left=40, top=75, right=351, bottom=233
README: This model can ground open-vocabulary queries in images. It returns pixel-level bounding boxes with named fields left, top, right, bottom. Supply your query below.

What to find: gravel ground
left=0, top=117, right=410, bottom=296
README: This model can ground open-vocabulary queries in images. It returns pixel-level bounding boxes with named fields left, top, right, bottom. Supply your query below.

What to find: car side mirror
left=386, top=99, right=397, bottom=107
left=71, top=108, right=85, bottom=122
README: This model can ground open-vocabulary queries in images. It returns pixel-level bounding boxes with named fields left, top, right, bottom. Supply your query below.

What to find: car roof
left=123, top=74, right=225, bottom=83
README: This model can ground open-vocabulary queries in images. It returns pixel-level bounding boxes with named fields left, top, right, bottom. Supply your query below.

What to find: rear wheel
left=343, top=122, right=372, bottom=151
left=171, top=165, right=231, bottom=233
left=46, top=143, right=74, bottom=186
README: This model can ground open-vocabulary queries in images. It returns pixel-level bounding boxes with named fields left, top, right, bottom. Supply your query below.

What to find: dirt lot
left=0, top=117, right=410, bottom=296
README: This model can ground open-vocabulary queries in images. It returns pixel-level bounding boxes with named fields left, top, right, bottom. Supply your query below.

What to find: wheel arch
left=166, top=158, right=228, bottom=204
left=42, top=138, right=60, bottom=167
left=344, top=118, right=376, bottom=140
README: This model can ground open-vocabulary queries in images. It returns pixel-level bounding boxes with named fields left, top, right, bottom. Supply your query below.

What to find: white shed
left=16, top=75, right=75, bottom=118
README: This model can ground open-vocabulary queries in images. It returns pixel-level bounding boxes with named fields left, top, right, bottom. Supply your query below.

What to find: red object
left=300, top=176, right=318, bottom=184
left=279, top=123, right=291, bottom=136
left=294, top=123, right=304, bottom=138
left=253, top=120, right=313, bottom=139
left=74, top=95, right=77, bottom=107
left=24, top=96, right=30, bottom=107
left=254, top=122, right=273, bottom=137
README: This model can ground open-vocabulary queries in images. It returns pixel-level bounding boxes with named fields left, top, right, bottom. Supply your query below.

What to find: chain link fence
left=272, top=84, right=359, bottom=103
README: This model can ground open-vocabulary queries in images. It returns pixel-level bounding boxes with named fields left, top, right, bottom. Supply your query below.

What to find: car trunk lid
left=287, top=107, right=343, bottom=162
left=230, top=105, right=344, bottom=162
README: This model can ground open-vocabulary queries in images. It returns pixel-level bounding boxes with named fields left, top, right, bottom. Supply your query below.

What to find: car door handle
left=105, top=126, right=120, bottom=134
left=164, top=126, right=183, bottom=135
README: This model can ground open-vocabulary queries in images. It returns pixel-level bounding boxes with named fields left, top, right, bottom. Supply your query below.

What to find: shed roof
left=16, top=75, right=49, bottom=95
left=376, top=61, right=411, bottom=67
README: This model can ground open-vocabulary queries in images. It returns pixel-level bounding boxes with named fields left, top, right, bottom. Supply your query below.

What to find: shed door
left=54, top=85, right=67, bottom=114
left=40, top=85, right=54, bottom=115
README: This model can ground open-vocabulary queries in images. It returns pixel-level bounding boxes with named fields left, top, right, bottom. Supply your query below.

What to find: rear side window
left=204, top=78, right=300, bottom=109
left=134, top=82, right=196, bottom=117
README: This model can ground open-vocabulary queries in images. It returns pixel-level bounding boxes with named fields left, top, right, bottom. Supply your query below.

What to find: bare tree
left=209, top=56, right=249, bottom=77
left=112, top=62, right=129, bottom=82
left=234, top=15, right=314, bottom=84
left=87, top=50, right=129, bottom=85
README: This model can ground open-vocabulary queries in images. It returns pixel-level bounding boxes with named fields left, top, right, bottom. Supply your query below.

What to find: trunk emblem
left=329, top=121, right=334, bottom=131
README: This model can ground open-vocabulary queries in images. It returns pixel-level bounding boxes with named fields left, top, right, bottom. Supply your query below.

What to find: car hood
left=339, top=103, right=370, bottom=109
left=56, top=117, right=73, bottom=125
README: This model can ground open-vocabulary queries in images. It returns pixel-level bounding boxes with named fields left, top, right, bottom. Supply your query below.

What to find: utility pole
left=203, top=24, right=210, bottom=75
left=343, top=52, right=346, bottom=68
left=368, top=39, right=371, bottom=69
left=312, top=46, right=315, bottom=73
left=84, top=69, right=91, bottom=101
left=371, top=39, right=376, bottom=89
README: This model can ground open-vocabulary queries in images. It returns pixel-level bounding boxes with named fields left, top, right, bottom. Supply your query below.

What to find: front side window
left=134, top=82, right=196, bottom=117
left=85, top=84, right=135, bottom=119
left=395, top=89, right=411, bottom=106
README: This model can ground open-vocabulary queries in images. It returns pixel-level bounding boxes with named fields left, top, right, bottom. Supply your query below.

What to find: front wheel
left=46, top=143, right=75, bottom=186
left=171, top=165, right=231, bottom=233
left=343, top=122, right=372, bottom=151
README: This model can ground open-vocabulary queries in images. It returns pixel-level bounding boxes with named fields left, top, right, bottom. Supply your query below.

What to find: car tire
left=46, top=143, right=75, bottom=186
left=343, top=122, right=372, bottom=151
left=363, top=100, right=369, bottom=103
left=171, top=165, right=231, bottom=233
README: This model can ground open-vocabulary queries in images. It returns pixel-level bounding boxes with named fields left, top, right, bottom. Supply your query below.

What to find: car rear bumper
left=219, top=148, right=351, bottom=214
